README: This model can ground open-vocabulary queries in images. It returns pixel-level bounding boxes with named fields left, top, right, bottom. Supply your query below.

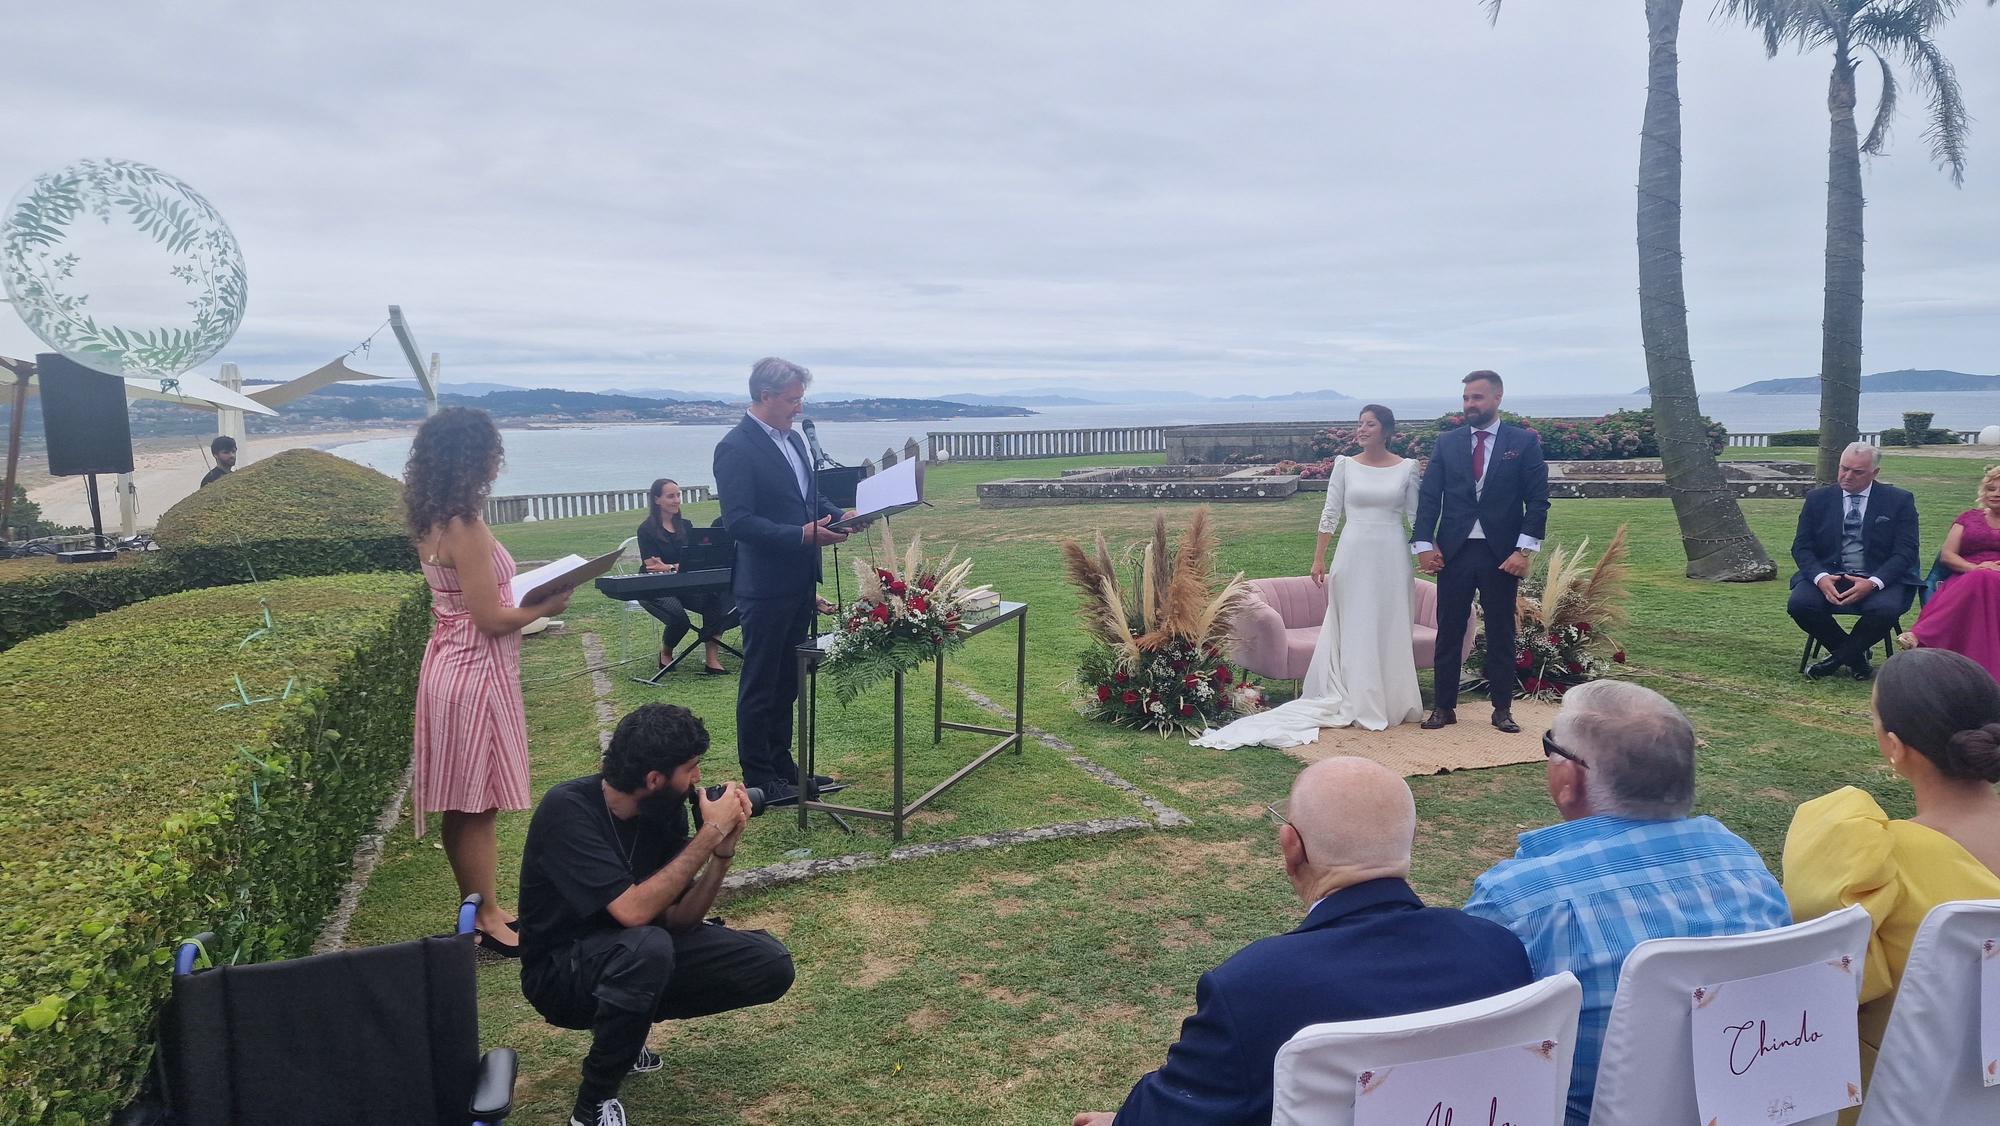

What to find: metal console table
left=794, top=601, right=1027, bottom=841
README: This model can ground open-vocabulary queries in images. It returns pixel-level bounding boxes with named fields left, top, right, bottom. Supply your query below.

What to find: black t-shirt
left=518, top=774, right=689, bottom=964
left=200, top=465, right=231, bottom=488
left=635, top=516, right=689, bottom=568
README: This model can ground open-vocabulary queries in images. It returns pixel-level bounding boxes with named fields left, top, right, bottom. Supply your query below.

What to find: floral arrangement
left=820, top=527, right=988, bottom=705
left=1061, top=508, right=1261, bottom=736
left=1466, top=525, right=1632, bottom=700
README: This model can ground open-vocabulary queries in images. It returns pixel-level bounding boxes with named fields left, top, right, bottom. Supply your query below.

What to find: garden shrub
left=0, top=553, right=181, bottom=652
left=153, top=448, right=416, bottom=585
left=1766, top=429, right=1821, bottom=446
left=1877, top=427, right=1956, bottom=447
left=0, top=573, right=429, bottom=1124
left=1308, top=408, right=1728, bottom=466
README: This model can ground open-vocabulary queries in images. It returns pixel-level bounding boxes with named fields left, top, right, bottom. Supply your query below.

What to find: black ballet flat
left=472, top=928, right=521, bottom=959
left=703, top=665, right=731, bottom=676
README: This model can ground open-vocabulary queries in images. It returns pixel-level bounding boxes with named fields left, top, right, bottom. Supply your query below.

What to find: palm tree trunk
left=1637, top=0, right=1774, bottom=580
left=1818, top=42, right=1866, bottom=483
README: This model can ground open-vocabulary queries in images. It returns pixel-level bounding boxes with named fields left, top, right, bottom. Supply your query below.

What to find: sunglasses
left=1543, top=730, right=1589, bottom=769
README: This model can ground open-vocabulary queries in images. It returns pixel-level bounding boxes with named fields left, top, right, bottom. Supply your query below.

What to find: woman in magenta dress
left=405, top=408, right=570, bottom=955
left=1904, top=465, right=2000, bottom=678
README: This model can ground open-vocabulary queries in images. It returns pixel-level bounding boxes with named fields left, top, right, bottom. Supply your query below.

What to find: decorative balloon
left=2, top=158, right=246, bottom=378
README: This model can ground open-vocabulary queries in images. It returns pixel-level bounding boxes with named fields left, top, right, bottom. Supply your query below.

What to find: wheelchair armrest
left=469, top=1047, right=518, bottom=1122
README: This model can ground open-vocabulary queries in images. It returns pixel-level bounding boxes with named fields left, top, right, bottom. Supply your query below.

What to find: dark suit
left=1410, top=422, right=1551, bottom=710
left=714, top=414, right=842, bottom=786
left=1786, top=482, right=1920, bottom=668
left=1111, top=878, right=1534, bottom=1126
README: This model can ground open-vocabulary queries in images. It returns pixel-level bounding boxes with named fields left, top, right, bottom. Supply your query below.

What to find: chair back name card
left=1983, top=937, right=2000, bottom=1086
left=1352, top=1040, right=1563, bottom=1126
left=1688, top=954, right=1864, bottom=1125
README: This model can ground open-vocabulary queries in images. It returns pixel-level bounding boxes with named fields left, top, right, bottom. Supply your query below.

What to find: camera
left=690, top=783, right=767, bottom=825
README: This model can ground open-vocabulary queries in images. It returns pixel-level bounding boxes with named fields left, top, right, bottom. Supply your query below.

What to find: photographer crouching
left=518, top=703, right=794, bottom=1126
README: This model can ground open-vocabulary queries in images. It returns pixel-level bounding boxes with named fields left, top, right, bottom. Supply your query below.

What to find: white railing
left=485, top=485, right=714, bottom=525
left=926, top=426, right=1165, bottom=462
left=1726, top=431, right=1971, bottom=448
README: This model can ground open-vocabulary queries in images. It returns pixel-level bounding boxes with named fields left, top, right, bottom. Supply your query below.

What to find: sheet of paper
left=837, top=456, right=921, bottom=528
left=1982, top=936, right=2000, bottom=1086
left=1351, top=1039, right=1562, bottom=1126
left=512, top=545, right=623, bottom=608
left=1689, top=955, right=1865, bottom=1125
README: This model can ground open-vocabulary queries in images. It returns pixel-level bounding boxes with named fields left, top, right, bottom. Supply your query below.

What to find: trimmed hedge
left=0, top=573, right=429, bottom=1124
left=1310, top=407, right=1727, bottom=463
left=1766, top=429, right=1820, bottom=446
left=154, top=447, right=416, bottom=586
left=1878, top=427, right=1956, bottom=447
left=0, top=449, right=417, bottom=653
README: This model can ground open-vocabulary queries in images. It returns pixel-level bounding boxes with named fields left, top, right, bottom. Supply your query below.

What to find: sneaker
left=631, top=1045, right=662, bottom=1074
left=571, top=1098, right=627, bottom=1126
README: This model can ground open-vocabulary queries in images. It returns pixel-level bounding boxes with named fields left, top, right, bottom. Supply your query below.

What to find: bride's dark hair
left=1359, top=404, right=1396, bottom=435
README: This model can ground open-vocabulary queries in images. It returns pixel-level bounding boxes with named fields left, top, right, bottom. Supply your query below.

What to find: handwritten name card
left=1689, top=956, right=1864, bottom=1125
left=1981, top=937, right=1999, bottom=1086
left=1352, top=1039, right=1562, bottom=1126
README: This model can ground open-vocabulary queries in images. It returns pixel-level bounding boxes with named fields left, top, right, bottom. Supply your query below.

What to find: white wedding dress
left=1191, top=456, right=1425, bottom=748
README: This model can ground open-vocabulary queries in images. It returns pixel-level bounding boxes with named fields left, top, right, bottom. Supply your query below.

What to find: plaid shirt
left=1464, top=815, right=1790, bottom=1126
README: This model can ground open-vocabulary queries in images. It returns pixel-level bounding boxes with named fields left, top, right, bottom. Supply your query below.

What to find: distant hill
left=812, top=398, right=1032, bottom=420
left=1219, top=389, right=1353, bottom=402
left=943, top=392, right=1108, bottom=407
left=1730, top=369, right=1999, bottom=394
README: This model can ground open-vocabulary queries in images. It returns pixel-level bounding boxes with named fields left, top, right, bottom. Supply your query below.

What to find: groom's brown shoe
left=1420, top=707, right=1456, bottom=729
left=1491, top=709, right=1521, bottom=734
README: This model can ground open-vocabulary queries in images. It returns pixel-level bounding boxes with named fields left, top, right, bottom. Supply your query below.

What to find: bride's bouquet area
left=1061, top=508, right=1264, bottom=737
left=1468, top=525, right=1631, bottom=701
left=821, top=528, right=988, bottom=705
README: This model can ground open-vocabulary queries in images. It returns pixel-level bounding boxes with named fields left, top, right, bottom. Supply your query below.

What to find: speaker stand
left=57, top=474, right=117, bottom=564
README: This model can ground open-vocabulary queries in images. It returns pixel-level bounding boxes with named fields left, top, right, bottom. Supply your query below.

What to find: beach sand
left=24, top=427, right=414, bottom=531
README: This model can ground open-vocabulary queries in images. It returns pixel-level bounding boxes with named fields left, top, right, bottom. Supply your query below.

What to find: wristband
left=713, top=850, right=735, bottom=860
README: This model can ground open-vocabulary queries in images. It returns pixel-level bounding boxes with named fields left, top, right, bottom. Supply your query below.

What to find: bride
left=1192, top=404, right=1424, bottom=748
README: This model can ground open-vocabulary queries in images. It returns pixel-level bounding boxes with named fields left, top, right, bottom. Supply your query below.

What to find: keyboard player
left=635, top=478, right=736, bottom=675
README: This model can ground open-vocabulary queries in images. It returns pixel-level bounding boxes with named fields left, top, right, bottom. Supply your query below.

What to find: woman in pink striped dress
left=404, top=408, right=570, bottom=955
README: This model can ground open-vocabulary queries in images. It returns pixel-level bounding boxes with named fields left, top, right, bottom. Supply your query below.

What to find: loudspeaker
left=37, top=353, right=133, bottom=476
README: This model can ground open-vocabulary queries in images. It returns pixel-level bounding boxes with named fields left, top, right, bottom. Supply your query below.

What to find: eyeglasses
left=1266, top=800, right=1311, bottom=863
left=1543, top=730, right=1589, bottom=769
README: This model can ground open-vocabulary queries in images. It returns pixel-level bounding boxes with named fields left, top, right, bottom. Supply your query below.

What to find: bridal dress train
left=1191, top=457, right=1425, bottom=749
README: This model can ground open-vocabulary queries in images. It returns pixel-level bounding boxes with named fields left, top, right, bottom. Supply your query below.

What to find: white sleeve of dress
left=1400, top=460, right=1421, bottom=534
left=1317, top=457, right=1345, bottom=535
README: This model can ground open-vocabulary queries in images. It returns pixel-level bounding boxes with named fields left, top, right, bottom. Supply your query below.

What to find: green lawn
left=345, top=446, right=1979, bottom=1124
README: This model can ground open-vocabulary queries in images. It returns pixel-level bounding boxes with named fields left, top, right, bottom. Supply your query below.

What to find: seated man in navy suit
left=1788, top=442, right=1920, bottom=680
left=1070, top=757, right=1534, bottom=1126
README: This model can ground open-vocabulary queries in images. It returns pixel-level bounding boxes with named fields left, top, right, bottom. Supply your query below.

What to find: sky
left=2, top=2, right=1995, bottom=400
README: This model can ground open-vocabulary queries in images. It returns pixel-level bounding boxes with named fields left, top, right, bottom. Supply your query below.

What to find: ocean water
left=330, top=392, right=2000, bottom=496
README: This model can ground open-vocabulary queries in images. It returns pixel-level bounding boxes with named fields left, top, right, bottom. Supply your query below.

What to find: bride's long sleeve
left=1399, top=460, right=1421, bottom=535
left=1317, top=457, right=1345, bottom=535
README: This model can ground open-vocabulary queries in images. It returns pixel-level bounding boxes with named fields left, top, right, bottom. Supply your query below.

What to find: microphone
left=800, top=417, right=836, bottom=468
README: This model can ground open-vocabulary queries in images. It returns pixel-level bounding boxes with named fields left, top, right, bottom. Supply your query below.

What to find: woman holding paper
left=1783, top=648, right=2000, bottom=1081
left=404, top=407, right=571, bottom=956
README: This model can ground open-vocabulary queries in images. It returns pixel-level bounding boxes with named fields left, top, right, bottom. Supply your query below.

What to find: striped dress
left=412, top=538, right=532, bottom=835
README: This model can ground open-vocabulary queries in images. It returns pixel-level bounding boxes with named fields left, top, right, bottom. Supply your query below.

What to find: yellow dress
left=1783, top=786, right=2000, bottom=1094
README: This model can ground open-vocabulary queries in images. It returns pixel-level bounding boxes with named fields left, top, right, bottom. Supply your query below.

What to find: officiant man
left=1411, top=370, right=1550, bottom=733
left=713, top=357, right=850, bottom=806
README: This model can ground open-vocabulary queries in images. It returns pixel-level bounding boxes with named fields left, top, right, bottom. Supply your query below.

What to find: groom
left=1411, top=370, right=1550, bottom=734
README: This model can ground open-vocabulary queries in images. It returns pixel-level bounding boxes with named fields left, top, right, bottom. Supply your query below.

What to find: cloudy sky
left=3, top=2, right=1994, bottom=399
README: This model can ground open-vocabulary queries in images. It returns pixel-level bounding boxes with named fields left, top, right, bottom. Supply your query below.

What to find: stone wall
left=1163, top=421, right=1350, bottom=465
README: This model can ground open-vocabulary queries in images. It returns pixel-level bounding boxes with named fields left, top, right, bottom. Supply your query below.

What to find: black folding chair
left=150, top=895, right=517, bottom=1126
left=1797, top=554, right=1939, bottom=674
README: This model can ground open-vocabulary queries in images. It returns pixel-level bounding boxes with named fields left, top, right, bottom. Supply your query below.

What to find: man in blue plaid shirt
left=1464, top=680, right=1790, bottom=1126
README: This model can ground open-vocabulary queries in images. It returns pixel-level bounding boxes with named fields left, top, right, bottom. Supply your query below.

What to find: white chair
left=1856, top=899, right=2000, bottom=1126
left=1271, top=973, right=1582, bottom=1126
left=1588, top=904, right=1871, bottom=1126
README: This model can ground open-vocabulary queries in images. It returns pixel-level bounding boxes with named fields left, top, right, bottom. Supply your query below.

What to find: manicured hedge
left=0, top=554, right=182, bottom=652
left=0, top=573, right=429, bottom=1124
left=1311, top=407, right=1727, bottom=462
left=1878, top=427, right=1957, bottom=447
left=154, top=447, right=416, bottom=586
left=1766, top=429, right=1820, bottom=446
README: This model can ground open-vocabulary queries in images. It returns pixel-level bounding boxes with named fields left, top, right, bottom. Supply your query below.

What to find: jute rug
left=1282, top=696, right=1562, bottom=776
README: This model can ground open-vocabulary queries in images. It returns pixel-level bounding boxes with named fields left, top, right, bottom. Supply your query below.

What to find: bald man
left=1073, top=758, right=1534, bottom=1126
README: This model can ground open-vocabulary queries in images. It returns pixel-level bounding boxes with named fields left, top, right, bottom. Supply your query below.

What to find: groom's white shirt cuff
left=1814, top=571, right=1885, bottom=589
left=1409, top=536, right=1539, bottom=555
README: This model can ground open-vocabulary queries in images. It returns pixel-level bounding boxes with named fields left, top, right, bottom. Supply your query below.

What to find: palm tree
left=1488, top=0, right=1776, bottom=579
left=1718, top=0, right=1993, bottom=483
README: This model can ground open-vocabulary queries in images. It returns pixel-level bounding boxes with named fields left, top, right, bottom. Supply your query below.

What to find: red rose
left=1114, top=671, right=1129, bottom=683
left=1612, top=650, right=1627, bottom=664
left=1097, top=684, right=1112, bottom=702
left=919, top=576, right=936, bottom=591
left=1522, top=677, right=1543, bottom=693
left=1545, top=634, right=1561, bottom=648
left=1566, top=661, right=1583, bottom=674
left=1121, top=691, right=1139, bottom=706
left=889, top=580, right=907, bottom=596
left=1577, top=621, right=1592, bottom=635
left=1214, top=665, right=1233, bottom=685
left=1515, top=651, right=1533, bottom=670
left=908, top=595, right=928, bottom=613
left=1179, top=703, right=1195, bottom=717
left=870, top=603, right=891, bottom=622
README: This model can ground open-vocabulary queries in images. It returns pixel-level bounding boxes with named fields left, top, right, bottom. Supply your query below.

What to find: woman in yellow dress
left=1783, top=648, right=2000, bottom=1084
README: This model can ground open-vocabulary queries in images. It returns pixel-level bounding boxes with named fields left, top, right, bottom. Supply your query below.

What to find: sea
left=328, top=392, right=2000, bottom=497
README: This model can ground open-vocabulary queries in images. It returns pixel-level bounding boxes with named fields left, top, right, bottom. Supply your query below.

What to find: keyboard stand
left=632, top=634, right=747, bottom=686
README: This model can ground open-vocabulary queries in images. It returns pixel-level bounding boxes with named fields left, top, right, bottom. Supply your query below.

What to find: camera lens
left=700, top=783, right=767, bottom=818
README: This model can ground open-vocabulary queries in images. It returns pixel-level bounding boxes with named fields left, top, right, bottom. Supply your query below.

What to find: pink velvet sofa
left=1230, top=576, right=1478, bottom=682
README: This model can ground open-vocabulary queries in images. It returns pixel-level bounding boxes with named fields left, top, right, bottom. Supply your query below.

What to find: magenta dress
left=1910, top=510, right=2000, bottom=679
left=412, top=539, right=532, bottom=835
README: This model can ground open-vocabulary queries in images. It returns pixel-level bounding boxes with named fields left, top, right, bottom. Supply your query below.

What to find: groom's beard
left=1464, top=407, right=1496, bottom=428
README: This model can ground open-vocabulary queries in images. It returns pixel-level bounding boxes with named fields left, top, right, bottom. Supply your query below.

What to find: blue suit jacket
left=1112, top=878, right=1535, bottom=1126
left=713, top=414, right=842, bottom=600
left=1788, top=481, right=1921, bottom=593
left=1410, top=423, right=1551, bottom=556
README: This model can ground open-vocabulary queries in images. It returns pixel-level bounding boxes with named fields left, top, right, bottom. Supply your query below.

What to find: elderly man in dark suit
left=1410, top=370, right=1551, bottom=733
left=1788, top=442, right=1921, bottom=680
left=1069, top=757, right=1534, bottom=1126
left=713, top=357, right=851, bottom=805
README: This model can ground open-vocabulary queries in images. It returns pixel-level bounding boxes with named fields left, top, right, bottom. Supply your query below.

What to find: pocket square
left=1502, top=450, right=1520, bottom=460
left=1873, top=515, right=1889, bottom=523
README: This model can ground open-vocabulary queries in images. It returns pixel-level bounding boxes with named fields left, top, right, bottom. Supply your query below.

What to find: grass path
left=345, top=446, right=1982, bottom=1123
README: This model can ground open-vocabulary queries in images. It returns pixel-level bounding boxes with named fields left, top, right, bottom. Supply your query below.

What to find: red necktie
left=1473, top=429, right=1489, bottom=482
